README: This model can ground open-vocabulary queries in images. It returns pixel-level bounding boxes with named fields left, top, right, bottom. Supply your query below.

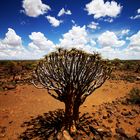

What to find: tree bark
left=64, top=99, right=80, bottom=134
left=73, top=101, right=80, bottom=125
left=64, top=101, right=74, bottom=131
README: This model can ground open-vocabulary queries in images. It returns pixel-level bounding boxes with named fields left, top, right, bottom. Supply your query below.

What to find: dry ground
left=0, top=79, right=140, bottom=139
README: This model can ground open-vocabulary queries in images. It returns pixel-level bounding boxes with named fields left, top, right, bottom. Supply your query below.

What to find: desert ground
left=0, top=60, right=140, bottom=140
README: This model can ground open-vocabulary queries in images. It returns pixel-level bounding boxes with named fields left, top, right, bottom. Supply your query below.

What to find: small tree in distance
left=32, top=48, right=111, bottom=134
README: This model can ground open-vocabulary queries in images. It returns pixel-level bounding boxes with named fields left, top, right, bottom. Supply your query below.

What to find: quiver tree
left=32, top=48, right=111, bottom=134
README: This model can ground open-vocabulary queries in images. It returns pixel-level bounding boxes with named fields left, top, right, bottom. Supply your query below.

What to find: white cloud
left=85, top=0, right=122, bottom=19
left=0, top=28, right=28, bottom=59
left=127, top=30, right=140, bottom=51
left=28, top=32, right=55, bottom=52
left=58, top=8, right=72, bottom=17
left=0, top=27, right=140, bottom=60
left=130, top=8, right=140, bottom=19
left=46, top=15, right=62, bottom=27
left=87, top=21, right=99, bottom=29
left=104, top=18, right=113, bottom=23
left=137, top=8, right=140, bottom=14
left=130, top=15, right=140, bottom=20
left=0, top=28, right=56, bottom=60
left=22, top=0, right=51, bottom=17
left=121, top=29, right=130, bottom=36
left=98, top=31, right=125, bottom=47
left=59, top=26, right=88, bottom=49
left=71, top=20, right=76, bottom=24
left=2, top=28, right=22, bottom=46
left=58, top=25, right=96, bottom=53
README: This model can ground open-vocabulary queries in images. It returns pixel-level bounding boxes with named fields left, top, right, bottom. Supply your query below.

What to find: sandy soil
left=0, top=80, right=140, bottom=140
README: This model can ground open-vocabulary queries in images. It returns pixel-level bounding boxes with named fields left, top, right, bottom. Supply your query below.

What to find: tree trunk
left=64, top=99, right=80, bottom=134
left=64, top=101, right=74, bottom=130
left=73, top=101, right=80, bottom=125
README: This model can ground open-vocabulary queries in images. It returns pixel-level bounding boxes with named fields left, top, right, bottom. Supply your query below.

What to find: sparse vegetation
left=128, top=87, right=140, bottom=104
left=0, top=58, right=140, bottom=139
left=121, top=75, right=136, bottom=83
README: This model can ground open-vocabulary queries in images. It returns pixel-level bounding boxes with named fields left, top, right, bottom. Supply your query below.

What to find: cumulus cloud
left=85, top=0, right=122, bottom=19
left=127, top=30, right=140, bottom=51
left=2, top=28, right=22, bottom=46
left=22, top=0, right=51, bottom=17
left=0, top=28, right=28, bottom=59
left=0, top=27, right=140, bottom=60
left=28, top=32, right=55, bottom=52
left=58, top=8, right=72, bottom=17
left=138, top=8, right=140, bottom=14
left=46, top=15, right=62, bottom=27
left=58, top=25, right=97, bottom=53
left=0, top=28, right=56, bottom=59
left=130, top=8, right=140, bottom=19
left=98, top=31, right=125, bottom=47
left=59, top=26, right=88, bottom=49
left=87, top=21, right=99, bottom=29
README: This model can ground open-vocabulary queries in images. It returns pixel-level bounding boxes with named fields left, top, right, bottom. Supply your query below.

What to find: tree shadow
left=19, top=109, right=102, bottom=140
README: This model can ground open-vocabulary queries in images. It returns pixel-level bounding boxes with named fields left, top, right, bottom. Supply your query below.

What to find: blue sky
left=0, top=0, right=140, bottom=60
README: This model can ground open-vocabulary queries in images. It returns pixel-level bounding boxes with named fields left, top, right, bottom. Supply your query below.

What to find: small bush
left=121, top=75, right=136, bottom=83
left=129, top=87, right=140, bottom=104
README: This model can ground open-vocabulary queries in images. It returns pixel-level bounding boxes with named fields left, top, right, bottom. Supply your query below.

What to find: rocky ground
left=0, top=78, right=140, bottom=140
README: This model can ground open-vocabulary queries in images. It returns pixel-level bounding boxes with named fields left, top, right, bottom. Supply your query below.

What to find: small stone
left=136, top=128, right=140, bottom=133
left=97, top=128, right=112, bottom=137
left=115, top=128, right=132, bottom=139
left=9, top=121, right=13, bottom=124
left=115, top=128, right=126, bottom=136
left=132, top=109, right=139, bottom=114
left=135, top=133, right=140, bottom=140
left=121, top=111, right=131, bottom=116
left=108, top=119, right=113, bottom=123
left=103, top=115, right=108, bottom=119
left=129, top=122, right=133, bottom=125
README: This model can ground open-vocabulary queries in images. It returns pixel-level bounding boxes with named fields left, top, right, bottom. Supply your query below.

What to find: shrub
left=129, top=87, right=140, bottom=104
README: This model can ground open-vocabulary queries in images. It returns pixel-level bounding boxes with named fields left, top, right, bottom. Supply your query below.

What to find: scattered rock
left=115, top=127, right=132, bottom=138
left=108, top=119, right=113, bottom=123
left=136, top=76, right=140, bottom=81
left=129, top=121, right=133, bottom=125
left=135, top=133, right=140, bottom=140
left=97, top=128, right=112, bottom=138
left=103, top=115, right=108, bottom=119
left=115, top=128, right=126, bottom=137
left=132, top=109, right=139, bottom=115
left=63, top=130, right=73, bottom=140
left=0, top=126, right=6, bottom=138
left=4, top=84, right=16, bottom=90
left=9, top=121, right=13, bottom=124
left=136, top=128, right=140, bottom=133
left=121, top=111, right=131, bottom=116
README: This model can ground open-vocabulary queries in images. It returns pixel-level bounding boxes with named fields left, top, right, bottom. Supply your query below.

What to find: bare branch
left=32, top=48, right=111, bottom=104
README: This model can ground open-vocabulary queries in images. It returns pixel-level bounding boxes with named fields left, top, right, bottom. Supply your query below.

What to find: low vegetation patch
left=128, top=87, right=140, bottom=104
